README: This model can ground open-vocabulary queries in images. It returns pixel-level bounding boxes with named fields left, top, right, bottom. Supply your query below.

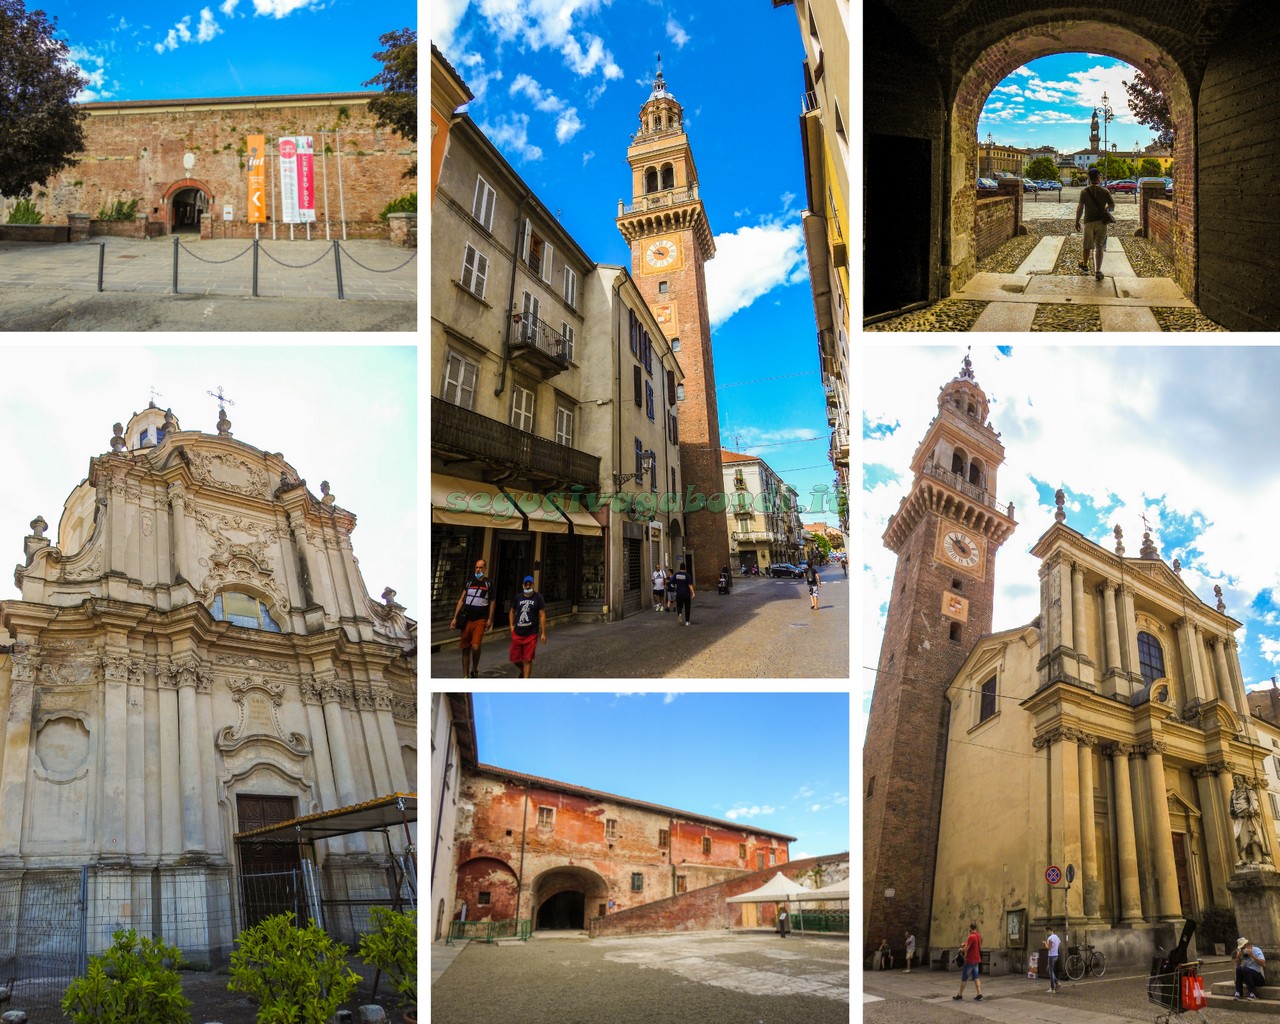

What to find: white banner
left=278, top=137, right=300, bottom=223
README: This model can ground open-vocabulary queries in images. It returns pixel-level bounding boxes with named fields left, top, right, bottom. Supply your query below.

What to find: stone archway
left=163, top=178, right=215, bottom=235
left=948, top=22, right=1197, bottom=298
left=530, top=865, right=609, bottom=931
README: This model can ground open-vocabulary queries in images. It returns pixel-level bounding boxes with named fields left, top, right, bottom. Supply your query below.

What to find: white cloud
left=725, top=804, right=776, bottom=820
left=481, top=114, right=543, bottom=161
left=1012, top=66, right=1034, bottom=76
left=463, top=0, right=623, bottom=84
left=555, top=108, right=583, bottom=143
left=662, top=692, right=681, bottom=704
left=666, top=14, right=690, bottom=48
left=197, top=7, right=222, bottom=42
left=154, top=10, right=222, bottom=53
left=582, top=150, right=595, bottom=167
left=704, top=218, right=808, bottom=328
left=219, top=0, right=239, bottom=14
left=251, top=0, right=318, bottom=16
left=508, top=74, right=585, bottom=144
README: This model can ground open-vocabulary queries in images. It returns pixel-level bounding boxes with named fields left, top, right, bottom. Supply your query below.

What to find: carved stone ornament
left=216, top=676, right=311, bottom=758
left=1215, top=585, right=1226, bottom=613
left=187, top=451, right=269, bottom=499
left=1054, top=488, right=1066, bottom=523
left=1114, top=524, right=1125, bottom=556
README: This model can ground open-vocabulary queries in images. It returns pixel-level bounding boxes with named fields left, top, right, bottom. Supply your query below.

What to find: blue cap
left=523, top=575, right=534, bottom=584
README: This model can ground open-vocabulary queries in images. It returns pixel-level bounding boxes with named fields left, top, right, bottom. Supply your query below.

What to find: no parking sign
left=1045, top=865, right=1062, bottom=885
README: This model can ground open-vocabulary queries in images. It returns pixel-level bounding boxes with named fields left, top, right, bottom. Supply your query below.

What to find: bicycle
left=1065, top=942, right=1106, bottom=980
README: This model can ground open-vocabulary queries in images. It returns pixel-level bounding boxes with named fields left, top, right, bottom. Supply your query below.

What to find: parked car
left=1106, top=179, right=1138, bottom=194
left=768, top=563, right=803, bottom=578
left=976, top=177, right=998, bottom=193
left=1023, top=179, right=1038, bottom=192
left=1165, top=178, right=1173, bottom=197
left=1039, top=179, right=1062, bottom=191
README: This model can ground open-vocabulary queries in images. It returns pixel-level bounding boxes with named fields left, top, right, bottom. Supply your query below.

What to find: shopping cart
left=1148, top=958, right=1209, bottom=1024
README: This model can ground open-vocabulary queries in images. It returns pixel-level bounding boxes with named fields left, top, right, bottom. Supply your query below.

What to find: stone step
left=1206, top=994, right=1280, bottom=1013
left=1210, top=982, right=1280, bottom=998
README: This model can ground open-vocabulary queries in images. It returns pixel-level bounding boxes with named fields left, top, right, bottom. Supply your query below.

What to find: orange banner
left=247, top=134, right=266, bottom=223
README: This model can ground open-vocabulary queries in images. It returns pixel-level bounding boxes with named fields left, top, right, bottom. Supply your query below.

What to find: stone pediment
left=186, top=448, right=272, bottom=500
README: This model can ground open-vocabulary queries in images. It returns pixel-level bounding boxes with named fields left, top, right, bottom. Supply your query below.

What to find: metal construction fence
left=793, top=910, right=850, bottom=934
left=446, top=918, right=533, bottom=945
left=0, top=857, right=415, bottom=1017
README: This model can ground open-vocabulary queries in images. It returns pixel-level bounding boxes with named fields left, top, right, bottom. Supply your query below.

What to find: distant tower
left=862, top=353, right=1017, bottom=950
left=1090, top=108, right=1101, bottom=154
left=616, top=56, right=729, bottom=588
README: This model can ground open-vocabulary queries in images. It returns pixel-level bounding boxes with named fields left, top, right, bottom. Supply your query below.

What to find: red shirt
left=964, top=931, right=982, bottom=964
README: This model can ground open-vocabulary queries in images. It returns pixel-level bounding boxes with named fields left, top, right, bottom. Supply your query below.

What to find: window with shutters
left=563, top=266, right=578, bottom=308
left=555, top=405, right=573, bottom=447
left=519, top=291, right=541, bottom=343
left=634, top=365, right=643, bottom=406
left=471, top=175, right=496, bottom=231
left=702, top=836, right=712, bottom=855
left=560, top=322, right=575, bottom=363
left=738, top=843, right=747, bottom=860
left=757, top=852, right=764, bottom=870
left=537, top=806, right=554, bottom=829
left=442, top=350, right=479, bottom=410
left=460, top=243, right=488, bottom=298
left=658, top=829, right=670, bottom=848
left=605, top=819, right=618, bottom=840
left=645, top=381, right=655, bottom=421
left=521, top=219, right=553, bottom=282
left=642, top=332, right=653, bottom=373
left=979, top=676, right=997, bottom=722
left=631, top=873, right=643, bottom=892
left=634, top=437, right=644, bottom=481
left=511, top=384, right=535, bottom=432
left=669, top=412, right=678, bottom=445
left=629, top=308, right=639, bottom=354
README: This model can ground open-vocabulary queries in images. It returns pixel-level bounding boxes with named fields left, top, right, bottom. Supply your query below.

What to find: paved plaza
left=0, top=236, right=417, bottom=331
left=432, top=931, right=850, bottom=1024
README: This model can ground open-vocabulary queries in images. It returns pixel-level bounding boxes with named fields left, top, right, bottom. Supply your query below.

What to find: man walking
left=1074, top=166, right=1116, bottom=282
left=673, top=561, right=695, bottom=625
left=805, top=561, right=822, bottom=611
left=1044, top=926, right=1061, bottom=994
left=903, top=930, right=916, bottom=973
left=508, top=575, right=547, bottom=678
left=449, top=558, right=495, bottom=678
left=652, top=564, right=667, bottom=612
left=954, top=922, right=984, bottom=1001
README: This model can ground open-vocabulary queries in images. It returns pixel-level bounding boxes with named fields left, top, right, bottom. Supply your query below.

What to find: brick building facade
left=863, top=354, right=1016, bottom=950
left=12, top=93, right=415, bottom=240
left=453, top=763, right=793, bottom=931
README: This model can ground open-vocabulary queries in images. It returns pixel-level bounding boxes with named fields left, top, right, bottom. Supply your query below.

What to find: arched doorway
left=948, top=23, right=1197, bottom=299
left=163, top=178, right=215, bottom=235
left=530, top=865, right=609, bottom=932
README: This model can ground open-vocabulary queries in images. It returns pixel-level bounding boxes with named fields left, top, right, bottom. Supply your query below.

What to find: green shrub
left=358, top=907, right=417, bottom=1009
left=379, top=192, right=417, bottom=221
left=1199, top=906, right=1238, bottom=949
left=228, top=912, right=358, bottom=1024
left=61, top=929, right=191, bottom=1024
left=7, top=199, right=42, bottom=224
left=97, top=199, right=140, bottom=222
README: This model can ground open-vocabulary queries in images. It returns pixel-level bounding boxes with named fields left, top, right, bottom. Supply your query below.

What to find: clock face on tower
left=938, top=528, right=985, bottom=575
left=645, top=238, right=679, bottom=270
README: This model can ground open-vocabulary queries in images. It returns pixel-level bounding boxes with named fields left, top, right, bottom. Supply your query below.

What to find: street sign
left=1066, top=863, right=1075, bottom=884
left=1045, top=865, right=1062, bottom=885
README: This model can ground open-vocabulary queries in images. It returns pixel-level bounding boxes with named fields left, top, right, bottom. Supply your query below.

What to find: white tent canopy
left=725, top=872, right=813, bottom=904
left=792, top=879, right=849, bottom=901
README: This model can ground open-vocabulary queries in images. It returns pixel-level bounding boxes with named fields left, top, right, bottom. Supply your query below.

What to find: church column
left=1109, top=745, right=1144, bottom=922
left=1192, top=764, right=1232, bottom=907
left=1071, top=564, right=1089, bottom=652
left=100, top=650, right=131, bottom=861
left=175, top=659, right=206, bottom=853
left=1038, top=728, right=1083, bottom=920
left=158, top=667, right=183, bottom=857
left=1099, top=582, right=1123, bottom=675
left=1226, top=639, right=1251, bottom=719
left=168, top=483, right=192, bottom=584
left=1174, top=619, right=1205, bottom=704
left=303, top=679, right=344, bottom=856
left=1143, top=742, right=1181, bottom=919
left=1210, top=638, right=1238, bottom=714
left=125, top=658, right=146, bottom=858
left=0, top=646, right=37, bottom=862
left=317, top=669, right=365, bottom=854
left=1078, top=737, right=1100, bottom=919
left=196, top=674, right=221, bottom=855
left=1118, top=585, right=1141, bottom=679
left=1198, top=631, right=1220, bottom=706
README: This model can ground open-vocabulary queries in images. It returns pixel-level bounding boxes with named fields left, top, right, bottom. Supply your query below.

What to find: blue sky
left=861, top=346, right=1280, bottom=743
left=432, top=0, right=842, bottom=525
left=43, top=0, right=414, bottom=102
left=471, top=692, right=850, bottom=860
left=980, top=53, right=1157, bottom=155
left=0, top=345, right=417, bottom=616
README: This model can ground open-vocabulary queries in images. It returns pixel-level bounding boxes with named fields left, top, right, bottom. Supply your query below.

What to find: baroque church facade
left=0, top=400, right=416, bottom=959
left=866, top=356, right=1277, bottom=970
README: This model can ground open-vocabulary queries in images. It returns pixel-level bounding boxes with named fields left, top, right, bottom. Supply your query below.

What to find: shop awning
left=432, top=474, right=602, bottom=535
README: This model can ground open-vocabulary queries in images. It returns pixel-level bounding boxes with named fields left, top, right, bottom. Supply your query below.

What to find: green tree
left=1024, top=156, right=1060, bottom=182
left=1137, top=157, right=1165, bottom=178
left=1122, top=71, right=1174, bottom=148
left=1095, top=154, right=1131, bottom=180
left=0, top=0, right=88, bottom=199
left=363, top=28, right=417, bottom=178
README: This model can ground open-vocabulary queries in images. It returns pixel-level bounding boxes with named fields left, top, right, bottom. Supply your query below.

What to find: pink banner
left=296, top=136, right=316, bottom=223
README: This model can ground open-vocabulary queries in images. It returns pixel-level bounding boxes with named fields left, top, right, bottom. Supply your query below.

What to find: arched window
left=968, top=458, right=984, bottom=487
left=212, top=591, right=282, bottom=632
left=951, top=447, right=967, bottom=476
left=661, top=164, right=675, bottom=190
left=645, top=168, right=659, bottom=194
left=1138, top=631, right=1166, bottom=686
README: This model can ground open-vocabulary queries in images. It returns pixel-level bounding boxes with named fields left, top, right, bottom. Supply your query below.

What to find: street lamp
left=1100, top=91, right=1114, bottom=182
left=986, top=132, right=993, bottom=178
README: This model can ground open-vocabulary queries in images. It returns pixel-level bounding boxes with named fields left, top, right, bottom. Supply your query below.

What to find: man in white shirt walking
left=1044, top=927, right=1061, bottom=994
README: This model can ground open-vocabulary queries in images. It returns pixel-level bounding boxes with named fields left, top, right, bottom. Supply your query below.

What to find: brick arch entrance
left=531, top=865, right=609, bottom=931
left=948, top=22, right=1196, bottom=297
left=163, top=177, right=215, bottom=235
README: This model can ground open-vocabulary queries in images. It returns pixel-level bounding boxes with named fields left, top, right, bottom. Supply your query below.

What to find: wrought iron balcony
left=511, top=311, right=570, bottom=379
left=432, top=400, right=600, bottom=488
left=617, top=185, right=701, bottom=216
left=921, top=460, right=1012, bottom=516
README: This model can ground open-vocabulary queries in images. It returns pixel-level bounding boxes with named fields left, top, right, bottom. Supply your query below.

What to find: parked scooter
left=718, top=571, right=731, bottom=595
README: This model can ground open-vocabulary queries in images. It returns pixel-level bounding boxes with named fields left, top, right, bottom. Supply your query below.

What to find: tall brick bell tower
left=863, top=353, right=1016, bottom=954
left=617, top=56, right=729, bottom=589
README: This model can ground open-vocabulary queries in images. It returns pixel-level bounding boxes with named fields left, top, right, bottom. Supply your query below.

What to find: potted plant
left=359, top=906, right=417, bottom=1023
left=228, top=912, right=359, bottom=1024
left=62, top=928, right=192, bottom=1024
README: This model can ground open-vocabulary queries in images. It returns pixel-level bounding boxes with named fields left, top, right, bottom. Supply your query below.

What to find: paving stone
left=970, top=302, right=1039, bottom=332
left=1013, top=236, right=1065, bottom=275
left=1114, top=278, right=1191, bottom=303
left=1024, top=275, right=1118, bottom=297
left=1099, top=306, right=1161, bottom=331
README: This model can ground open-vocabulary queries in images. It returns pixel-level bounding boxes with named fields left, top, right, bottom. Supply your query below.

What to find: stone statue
left=1231, top=776, right=1271, bottom=866
left=320, top=480, right=336, bottom=506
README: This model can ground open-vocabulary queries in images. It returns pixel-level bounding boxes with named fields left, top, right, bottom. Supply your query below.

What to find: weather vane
left=149, top=385, right=163, bottom=403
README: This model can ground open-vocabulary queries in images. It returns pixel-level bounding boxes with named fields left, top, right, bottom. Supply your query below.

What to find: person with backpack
left=1074, top=166, right=1116, bottom=282
left=805, top=562, right=822, bottom=611
left=673, top=561, right=695, bottom=625
left=954, top=922, right=984, bottom=1001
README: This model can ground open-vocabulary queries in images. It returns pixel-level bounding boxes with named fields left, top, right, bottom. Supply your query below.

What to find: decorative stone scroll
left=187, top=451, right=270, bottom=500
left=216, top=676, right=310, bottom=759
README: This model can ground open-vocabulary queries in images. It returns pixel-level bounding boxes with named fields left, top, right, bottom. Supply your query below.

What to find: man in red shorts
left=508, top=575, right=547, bottom=677
left=449, top=558, right=494, bottom=678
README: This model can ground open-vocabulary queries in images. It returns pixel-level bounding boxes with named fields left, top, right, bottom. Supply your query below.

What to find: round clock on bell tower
left=862, top=352, right=1017, bottom=955
left=616, top=55, right=727, bottom=588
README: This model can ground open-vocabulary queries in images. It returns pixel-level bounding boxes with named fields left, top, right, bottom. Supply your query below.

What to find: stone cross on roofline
left=207, top=385, right=235, bottom=436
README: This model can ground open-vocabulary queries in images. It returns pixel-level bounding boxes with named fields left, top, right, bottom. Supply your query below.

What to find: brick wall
left=588, top=853, right=847, bottom=937
left=26, top=94, right=414, bottom=239
left=1146, top=199, right=1175, bottom=265
left=974, top=196, right=1015, bottom=261
left=0, top=225, right=69, bottom=243
left=1198, top=3, right=1280, bottom=329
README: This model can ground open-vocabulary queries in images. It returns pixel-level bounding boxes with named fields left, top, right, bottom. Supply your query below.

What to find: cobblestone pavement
left=429, top=571, right=849, bottom=679
left=864, top=955, right=1258, bottom=1024
left=432, top=931, right=850, bottom=1024
left=864, top=299, right=989, bottom=332
left=0, top=236, right=416, bottom=329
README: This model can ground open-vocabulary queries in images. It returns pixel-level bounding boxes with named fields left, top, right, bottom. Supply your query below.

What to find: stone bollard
left=356, top=1006, right=388, bottom=1023
left=386, top=212, right=417, bottom=248
left=68, top=213, right=90, bottom=242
